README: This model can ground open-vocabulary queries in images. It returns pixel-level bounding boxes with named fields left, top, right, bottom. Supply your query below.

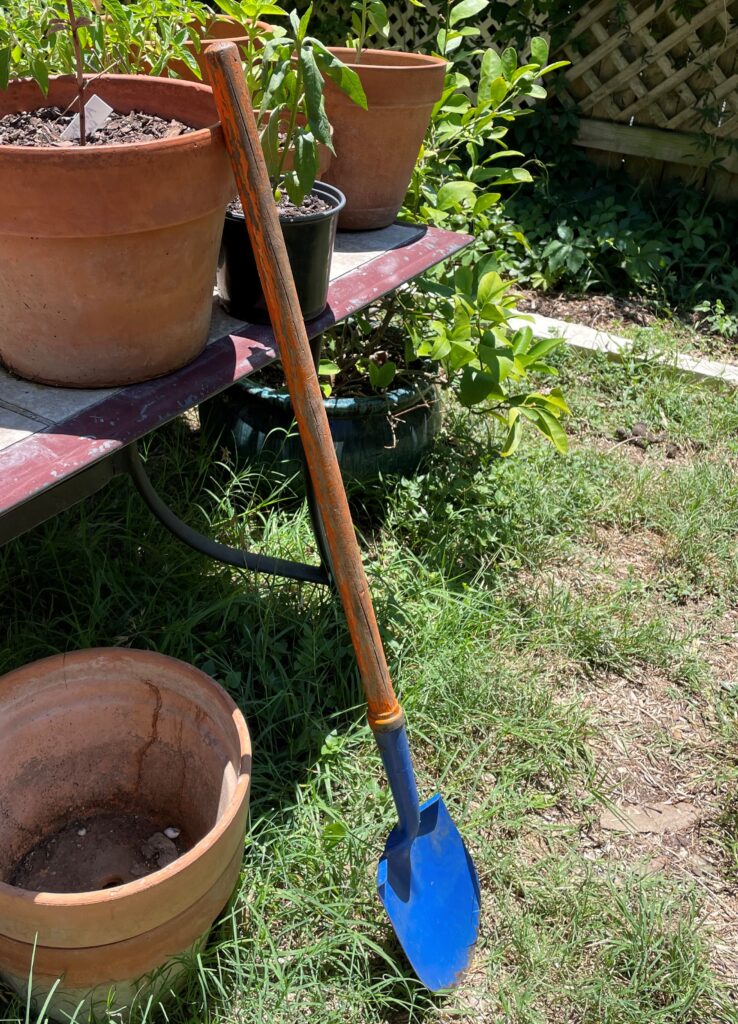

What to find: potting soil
left=8, top=812, right=191, bottom=893
left=0, top=107, right=194, bottom=148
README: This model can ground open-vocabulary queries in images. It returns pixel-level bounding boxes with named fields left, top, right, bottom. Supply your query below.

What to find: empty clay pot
left=0, top=75, right=234, bottom=388
left=323, top=49, right=446, bottom=230
left=0, top=649, right=251, bottom=1020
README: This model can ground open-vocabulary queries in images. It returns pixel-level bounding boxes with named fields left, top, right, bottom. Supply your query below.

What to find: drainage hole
left=100, top=876, right=125, bottom=890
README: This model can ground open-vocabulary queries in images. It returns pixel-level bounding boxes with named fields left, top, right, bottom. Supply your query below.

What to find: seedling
left=49, top=0, right=91, bottom=142
left=0, top=2, right=212, bottom=94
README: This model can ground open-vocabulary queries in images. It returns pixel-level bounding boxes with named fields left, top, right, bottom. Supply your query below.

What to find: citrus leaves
left=404, top=20, right=568, bottom=234
left=419, top=268, right=570, bottom=454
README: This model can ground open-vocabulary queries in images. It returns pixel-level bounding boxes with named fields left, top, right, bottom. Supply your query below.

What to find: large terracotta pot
left=323, top=49, right=446, bottom=230
left=0, top=75, right=234, bottom=388
left=168, top=16, right=272, bottom=82
left=0, top=649, right=251, bottom=1020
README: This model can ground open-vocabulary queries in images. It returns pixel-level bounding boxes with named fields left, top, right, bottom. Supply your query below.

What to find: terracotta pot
left=0, top=75, right=234, bottom=388
left=168, top=16, right=272, bottom=82
left=323, top=49, right=446, bottom=230
left=0, top=649, right=251, bottom=1020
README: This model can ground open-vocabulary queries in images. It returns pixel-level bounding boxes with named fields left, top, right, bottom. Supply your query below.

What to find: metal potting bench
left=0, top=224, right=470, bottom=576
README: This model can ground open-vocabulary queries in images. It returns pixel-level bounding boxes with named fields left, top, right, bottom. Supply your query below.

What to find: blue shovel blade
left=377, top=793, right=481, bottom=992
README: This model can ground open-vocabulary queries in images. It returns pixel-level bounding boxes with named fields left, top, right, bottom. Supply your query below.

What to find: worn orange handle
left=204, top=41, right=402, bottom=732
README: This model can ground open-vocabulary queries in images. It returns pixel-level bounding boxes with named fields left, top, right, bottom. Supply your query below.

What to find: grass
left=1, top=343, right=737, bottom=1023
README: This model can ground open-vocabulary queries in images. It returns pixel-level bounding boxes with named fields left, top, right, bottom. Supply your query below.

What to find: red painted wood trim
left=0, top=225, right=470, bottom=519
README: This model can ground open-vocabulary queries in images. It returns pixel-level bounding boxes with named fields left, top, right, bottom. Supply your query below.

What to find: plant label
left=60, top=94, right=114, bottom=142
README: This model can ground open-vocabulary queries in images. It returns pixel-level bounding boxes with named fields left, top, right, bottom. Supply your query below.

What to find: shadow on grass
left=0, top=419, right=445, bottom=1024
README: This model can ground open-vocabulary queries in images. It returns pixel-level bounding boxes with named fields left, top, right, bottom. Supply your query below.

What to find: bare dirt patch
left=516, top=290, right=657, bottom=332
left=579, top=666, right=738, bottom=983
left=521, top=519, right=738, bottom=985
left=581, top=432, right=693, bottom=468
left=592, top=526, right=666, bottom=583
left=517, top=527, right=666, bottom=602
left=9, top=812, right=189, bottom=893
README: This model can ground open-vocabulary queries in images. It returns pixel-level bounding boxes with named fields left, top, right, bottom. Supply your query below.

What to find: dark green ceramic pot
left=200, top=376, right=442, bottom=483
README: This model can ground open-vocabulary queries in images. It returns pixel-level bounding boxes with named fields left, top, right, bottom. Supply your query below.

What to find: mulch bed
left=515, top=289, right=658, bottom=332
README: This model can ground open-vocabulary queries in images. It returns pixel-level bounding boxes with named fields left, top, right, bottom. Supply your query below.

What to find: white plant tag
left=60, top=94, right=114, bottom=142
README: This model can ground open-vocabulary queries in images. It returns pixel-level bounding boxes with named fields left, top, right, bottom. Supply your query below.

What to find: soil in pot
left=323, top=49, right=446, bottom=231
left=0, top=106, right=194, bottom=146
left=217, top=181, right=345, bottom=323
left=0, top=648, right=251, bottom=1021
left=10, top=813, right=191, bottom=894
left=0, top=75, right=233, bottom=389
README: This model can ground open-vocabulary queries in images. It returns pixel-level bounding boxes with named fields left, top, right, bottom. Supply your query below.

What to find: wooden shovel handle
left=204, top=41, right=402, bottom=732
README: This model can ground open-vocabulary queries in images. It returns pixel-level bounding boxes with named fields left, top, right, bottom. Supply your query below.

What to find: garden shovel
left=204, top=42, right=480, bottom=991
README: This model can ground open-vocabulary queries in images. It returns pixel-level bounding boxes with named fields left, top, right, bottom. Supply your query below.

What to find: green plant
left=416, top=265, right=569, bottom=453
left=258, top=4, right=366, bottom=205
left=210, top=0, right=286, bottom=92
left=694, top=299, right=738, bottom=341
left=312, top=262, right=569, bottom=456
left=403, top=28, right=566, bottom=234
left=0, top=0, right=211, bottom=88
left=346, top=0, right=391, bottom=57
left=392, top=3, right=570, bottom=451
left=490, top=157, right=738, bottom=321
left=299, top=4, right=570, bottom=455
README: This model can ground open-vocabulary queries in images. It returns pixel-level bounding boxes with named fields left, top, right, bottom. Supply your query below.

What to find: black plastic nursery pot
left=217, top=182, right=346, bottom=323
left=200, top=376, right=443, bottom=483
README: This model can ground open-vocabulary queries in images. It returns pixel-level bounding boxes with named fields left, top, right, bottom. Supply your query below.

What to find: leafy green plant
left=301, top=2, right=571, bottom=456
left=416, top=265, right=569, bottom=453
left=313, top=262, right=569, bottom=455
left=403, top=28, right=566, bottom=235
left=209, top=0, right=286, bottom=91
left=392, top=2, right=569, bottom=452
left=0, top=0, right=211, bottom=88
left=693, top=299, right=738, bottom=340
left=346, top=0, right=391, bottom=57
left=258, top=4, right=366, bottom=206
left=489, top=152, right=738, bottom=322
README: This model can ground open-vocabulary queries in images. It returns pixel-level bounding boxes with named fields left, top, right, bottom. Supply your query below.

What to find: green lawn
left=1, top=343, right=737, bottom=1023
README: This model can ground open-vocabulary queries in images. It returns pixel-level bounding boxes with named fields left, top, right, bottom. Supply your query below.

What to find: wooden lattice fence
left=311, top=0, right=738, bottom=197
left=559, top=0, right=738, bottom=197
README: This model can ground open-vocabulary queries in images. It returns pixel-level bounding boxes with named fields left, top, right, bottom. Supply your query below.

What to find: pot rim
left=0, top=74, right=221, bottom=157
left=327, top=47, right=448, bottom=72
left=200, top=15, right=273, bottom=40
left=227, top=181, right=346, bottom=226
left=0, top=648, right=251, bottom=909
left=237, top=373, right=438, bottom=416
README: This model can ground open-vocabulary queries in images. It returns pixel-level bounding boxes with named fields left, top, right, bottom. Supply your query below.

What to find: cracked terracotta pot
left=0, top=75, right=234, bottom=388
left=322, top=49, right=446, bottom=230
left=0, top=648, right=251, bottom=1021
